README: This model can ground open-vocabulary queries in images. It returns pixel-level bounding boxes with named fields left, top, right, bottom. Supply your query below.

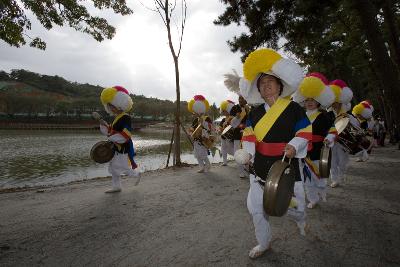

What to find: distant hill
left=0, top=69, right=218, bottom=121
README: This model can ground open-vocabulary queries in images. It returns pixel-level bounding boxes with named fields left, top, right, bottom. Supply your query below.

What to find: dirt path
left=0, top=145, right=399, bottom=266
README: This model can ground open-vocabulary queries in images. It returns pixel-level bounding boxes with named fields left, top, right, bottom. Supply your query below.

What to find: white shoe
left=197, top=168, right=205, bottom=173
left=330, top=182, right=339, bottom=188
left=105, top=188, right=121, bottom=193
left=307, top=202, right=316, bottom=209
left=249, top=245, right=269, bottom=259
left=221, top=163, right=227, bottom=166
left=205, top=164, right=211, bottom=172
left=297, top=221, right=306, bottom=236
left=239, top=172, right=247, bottom=179
left=129, top=170, right=141, bottom=186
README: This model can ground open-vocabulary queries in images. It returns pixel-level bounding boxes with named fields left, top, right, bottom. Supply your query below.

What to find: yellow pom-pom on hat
left=299, top=76, right=325, bottom=98
left=329, top=79, right=353, bottom=104
left=220, top=100, right=235, bottom=113
left=187, top=99, right=195, bottom=113
left=243, top=49, right=282, bottom=82
left=330, top=84, right=341, bottom=102
left=101, top=87, right=118, bottom=105
left=352, top=103, right=364, bottom=115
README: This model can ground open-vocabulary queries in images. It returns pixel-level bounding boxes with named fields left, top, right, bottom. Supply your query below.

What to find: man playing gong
left=327, top=79, right=354, bottom=188
left=238, top=49, right=312, bottom=259
left=99, top=86, right=140, bottom=193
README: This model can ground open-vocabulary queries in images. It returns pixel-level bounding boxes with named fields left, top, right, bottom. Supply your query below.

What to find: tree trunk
left=351, top=0, right=400, bottom=134
left=173, top=56, right=182, bottom=165
left=165, top=7, right=182, bottom=166
left=382, top=0, right=400, bottom=69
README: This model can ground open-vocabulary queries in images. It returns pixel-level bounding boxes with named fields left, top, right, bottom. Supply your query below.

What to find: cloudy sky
left=0, top=0, right=249, bottom=106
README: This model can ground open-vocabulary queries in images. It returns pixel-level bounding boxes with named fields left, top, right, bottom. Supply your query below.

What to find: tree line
left=0, top=69, right=218, bottom=122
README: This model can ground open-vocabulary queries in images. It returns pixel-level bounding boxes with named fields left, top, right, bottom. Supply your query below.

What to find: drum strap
left=254, top=98, right=291, bottom=142
left=303, top=158, right=320, bottom=179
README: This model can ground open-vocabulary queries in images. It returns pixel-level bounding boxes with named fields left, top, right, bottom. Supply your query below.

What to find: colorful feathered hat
left=100, top=86, right=133, bottom=115
left=238, top=48, right=304, bottom=104
left=219, top=100, right=235, bottom=113
left=293, top=72, right=335, bottom=108
left=352, top=100, right=374, bottom=119
left=188, top=95, right=210, bottom=115
left=329, top=79, right=353, bottom=104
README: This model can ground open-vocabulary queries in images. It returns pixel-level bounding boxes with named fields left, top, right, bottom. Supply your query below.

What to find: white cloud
left=0, top=1, right=247, bottom=106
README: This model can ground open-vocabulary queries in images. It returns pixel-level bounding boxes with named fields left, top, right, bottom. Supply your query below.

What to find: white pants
left=221, top=138, right=234, bottom=164
left=247, top=174, right=306, bottom=249
left=108, top=152, right=138, bottom=189
left=234, top=140, right=245, bottom=176
left=330, top=143, right=349, bottom=184
left=194, top=141, right=210, bottom=169
left=300, top=159, right=327, bottom=204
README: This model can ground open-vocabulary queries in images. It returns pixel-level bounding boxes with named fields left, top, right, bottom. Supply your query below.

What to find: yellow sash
left=112, top=112, right=127, bottom=128
left=254, top=98, right=291, bottom=141
left=307, top=111, right=321, bottom=123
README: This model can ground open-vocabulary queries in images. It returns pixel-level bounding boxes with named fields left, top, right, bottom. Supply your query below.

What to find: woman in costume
left=188, top=95, right=214, bottom=173
left=228, top=49, right=312, bottom=258
left=219, top=100, right=235, bottom=166
left=99, top=86, right=139, bottom=193
left=328, top=80, right=354, bottom=188
left=293, top=73, right=337, bottom=208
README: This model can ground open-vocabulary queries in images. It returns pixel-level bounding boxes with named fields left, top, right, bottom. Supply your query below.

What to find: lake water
left=0, top=130, right=228, bottom=189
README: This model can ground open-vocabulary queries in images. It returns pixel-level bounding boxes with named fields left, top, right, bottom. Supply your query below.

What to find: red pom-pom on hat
left=194, top=95, right=205, bottom=101
left=330, top=79, right=348, bottom=88
left=113, top=85, right=129, bottom=95
left=307, top=72, right=329, bottom=85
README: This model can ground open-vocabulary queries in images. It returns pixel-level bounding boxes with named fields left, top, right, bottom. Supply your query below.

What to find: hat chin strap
left=265, top=95, right=277, bottom=106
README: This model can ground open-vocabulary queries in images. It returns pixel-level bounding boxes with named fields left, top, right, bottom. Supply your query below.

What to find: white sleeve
left=324, top=133, right=336, bottom=147
left=108, top=133, right=128, bottom=144
left=288, top=137, right=309, bottom=158
left=201, top=129, right=210, bottom=138
left=242, top=141, right=256, bottom=163
left=230, top=117, right=241, bottom=128
left=201, top=121, right=210, bottom=138
left=349, top=115, right=360, bottom=128
left=99, top=124, right=109, bottom=136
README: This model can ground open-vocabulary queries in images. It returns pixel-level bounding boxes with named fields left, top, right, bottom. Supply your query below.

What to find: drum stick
left=92, top=112, right=109, bottom=126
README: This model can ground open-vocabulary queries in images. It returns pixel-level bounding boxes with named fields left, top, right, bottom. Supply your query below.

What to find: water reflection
left=0, top=130, right=227, bottom=189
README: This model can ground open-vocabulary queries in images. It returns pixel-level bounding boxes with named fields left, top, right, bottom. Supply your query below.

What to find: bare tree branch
left=177, top=0, right=186, bottom=57
left=137, top=0, right=158, bottom=12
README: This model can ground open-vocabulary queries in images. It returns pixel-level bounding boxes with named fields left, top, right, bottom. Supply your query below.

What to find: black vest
left=308, top=111, right=334, bottom=160
left=112, top=114, right=132, bottom=153
left=248, top=102, right=309, bottom=181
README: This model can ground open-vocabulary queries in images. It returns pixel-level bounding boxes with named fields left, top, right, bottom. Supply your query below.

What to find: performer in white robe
left=99, top=86, right=140, bottom=193
left=188, top=95, right=214, bottom=173
left=352, top=101, right=374, bottom=162
left=229, top=48, right=312, bottom=259
left=218, top=100, right=235, bottom=165
left=292, top=72, right=337, bottom=208
left=327, top=79, right=354, bottom=188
